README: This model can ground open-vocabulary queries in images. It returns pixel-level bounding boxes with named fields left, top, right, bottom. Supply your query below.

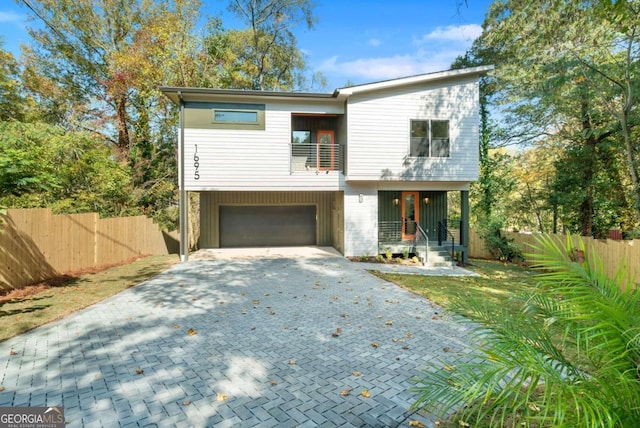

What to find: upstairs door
left=317, top=130, right=335, bottom=170
left=401, top=191, right=419, bottom=240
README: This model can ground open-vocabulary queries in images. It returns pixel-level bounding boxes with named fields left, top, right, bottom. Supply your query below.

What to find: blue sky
left=0, top=0, right=492, bottom=90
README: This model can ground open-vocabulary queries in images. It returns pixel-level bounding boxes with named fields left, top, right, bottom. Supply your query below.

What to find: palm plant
left=411, top=234, right=640, bottom=427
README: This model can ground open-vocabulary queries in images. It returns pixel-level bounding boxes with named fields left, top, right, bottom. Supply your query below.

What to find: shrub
left=479, top=216, right=522, bottom=262
left=411, top=234, right=640, bottom=427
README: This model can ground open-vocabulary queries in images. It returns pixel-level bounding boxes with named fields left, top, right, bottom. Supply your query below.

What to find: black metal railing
left=438, top=220, right=456, bottom=265
left=290, top=143, right=342, bottom=172
left=413, top=223, right=429, bottom=266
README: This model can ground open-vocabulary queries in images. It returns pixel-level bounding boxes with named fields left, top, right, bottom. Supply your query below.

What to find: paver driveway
left=0, top=249, right=474, bottom=427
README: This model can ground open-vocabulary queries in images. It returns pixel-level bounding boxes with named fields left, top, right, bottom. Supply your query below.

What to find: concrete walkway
left=0, top=249, right=475, bottom=427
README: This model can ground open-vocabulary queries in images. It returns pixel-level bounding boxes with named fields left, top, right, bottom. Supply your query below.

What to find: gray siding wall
left=345, top=77, right=480, bottom=181
left=200, top=191, right=338, bottom=248
left=378, top=191, right=447, bottom=239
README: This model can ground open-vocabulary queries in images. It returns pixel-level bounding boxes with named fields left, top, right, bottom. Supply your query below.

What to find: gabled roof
left=160, top=65, right=493, bottom=104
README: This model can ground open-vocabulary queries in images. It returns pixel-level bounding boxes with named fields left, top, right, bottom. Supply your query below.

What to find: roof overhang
left=160, top=65, right=494, bottom=104
left=160, top=86, right=340, bottom=105
left=335, top=65, right=494, bottom=96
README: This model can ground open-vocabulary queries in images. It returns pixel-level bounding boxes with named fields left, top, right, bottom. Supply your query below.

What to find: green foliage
left=469, top=0, right=640, bottom=234
left=0, top=122, right=136, bottom=217
left=478, top=216, right=522, bottom=262
left=411, top=234, right=640, bottom=427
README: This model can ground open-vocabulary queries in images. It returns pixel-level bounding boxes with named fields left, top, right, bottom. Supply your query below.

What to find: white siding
left=345, top=77, right=480, bottom=182
left=343, top=185, right=378, bottom=256
left=183, top=100, right=344, bottom=191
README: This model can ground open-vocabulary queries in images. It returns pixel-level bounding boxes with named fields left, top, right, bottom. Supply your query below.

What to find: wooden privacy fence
left=0, top=208, right=178, bottom=292
left=468, top=229, right=640, bottom=286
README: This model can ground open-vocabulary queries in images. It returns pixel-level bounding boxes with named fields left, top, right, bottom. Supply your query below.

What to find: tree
left=0, top=40, right=33, bottom=121
left=18, top=0, right=203, bottom=160
left=0, top=121, right=135, bottom=217
left=475, top=0, right=640, bottom=235
left=221, top=0, right=319, bottom=91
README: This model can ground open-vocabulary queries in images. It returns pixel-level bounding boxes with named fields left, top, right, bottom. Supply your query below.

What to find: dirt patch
left=0, top=256, right=145, bottom=303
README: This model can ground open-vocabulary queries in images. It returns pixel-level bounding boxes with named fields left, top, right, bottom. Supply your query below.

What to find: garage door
left=219, top=205, right=317, bottom=247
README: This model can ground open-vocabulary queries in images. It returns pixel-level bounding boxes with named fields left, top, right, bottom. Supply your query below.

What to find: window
left=410, top=119, right=449, bottom=157
left=182, top=102, right=265, bottom=130
left=213, top=110, right=259, bottom=124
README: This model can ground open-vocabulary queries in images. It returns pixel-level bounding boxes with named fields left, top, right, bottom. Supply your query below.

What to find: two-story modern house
left=161, top=65, right=492, bottom=263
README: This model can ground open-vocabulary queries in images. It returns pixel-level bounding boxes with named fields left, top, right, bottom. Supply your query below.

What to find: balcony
left=290, top=143, right=343, bottom=173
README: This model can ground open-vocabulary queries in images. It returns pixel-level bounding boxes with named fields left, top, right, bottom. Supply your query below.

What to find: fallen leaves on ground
left=351, top=371, right=361, bottom=377
left=216, top=393, right=228, bottom=401
left=371, top=342, right=379, bottom=348
left=135, top=368, right=144, bottom=375
left=408, top=421, right=425, bottom=428
left=188, top=328, right=197, bottom=336
left=385, top=320, right=393, bottom=326
left=340, top=389, right=350, bottom=396
left=9, top=350, right=17, bottom=356
left=173, top=324, right=180, bottom=329
left=0, top=386, right=5, bottom=392
left=182, top=400, right=191, bottom=406
left=361, top=390, right=371, bottom=398
left=288, top=359, right=297, bottom=365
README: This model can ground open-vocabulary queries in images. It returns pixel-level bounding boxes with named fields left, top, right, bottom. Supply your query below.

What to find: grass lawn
left=371, top=259, right=540, bottom=317
left=0, top=254, right=178, bottom=342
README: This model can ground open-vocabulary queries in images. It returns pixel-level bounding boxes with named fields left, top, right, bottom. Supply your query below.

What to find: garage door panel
left=220, top=205, right=316, bottom=247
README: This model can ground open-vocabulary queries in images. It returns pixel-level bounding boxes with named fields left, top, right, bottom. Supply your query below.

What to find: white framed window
left=410, top=119, right=449, bottom=157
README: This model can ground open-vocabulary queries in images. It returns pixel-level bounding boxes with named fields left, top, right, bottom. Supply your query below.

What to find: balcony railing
left=290, top=143, right=342, bottom=172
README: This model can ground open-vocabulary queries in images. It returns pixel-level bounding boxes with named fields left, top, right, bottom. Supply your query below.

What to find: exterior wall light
left=393, top=198, right=400, bottom=206
left=423, top=197, right=430, bottom=204
left=359, top=193, right=364, bottom=203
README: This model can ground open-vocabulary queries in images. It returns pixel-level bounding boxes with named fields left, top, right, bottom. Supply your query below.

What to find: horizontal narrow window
left=213, top=110, right=259, bottom=124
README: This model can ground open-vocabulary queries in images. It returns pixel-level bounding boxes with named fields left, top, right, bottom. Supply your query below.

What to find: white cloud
left=0, top=11, right=23, bottom=25
left=319, top=39, right=476, bottom=85
left=368, top=38, right=381, bottom=47
left=418, top=24, right=483, bottom=43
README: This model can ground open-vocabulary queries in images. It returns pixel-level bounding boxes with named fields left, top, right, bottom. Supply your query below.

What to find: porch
left=377, top=190, right=469, bottom=264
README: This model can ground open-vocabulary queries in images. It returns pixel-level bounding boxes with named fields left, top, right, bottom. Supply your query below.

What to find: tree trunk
left=579, top=97, right=596, bottom=237
left=115, top=94, right=130, bottom=161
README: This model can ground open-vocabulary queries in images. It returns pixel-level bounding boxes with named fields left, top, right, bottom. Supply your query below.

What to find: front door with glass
left=401, top=191, right=419, bottom=240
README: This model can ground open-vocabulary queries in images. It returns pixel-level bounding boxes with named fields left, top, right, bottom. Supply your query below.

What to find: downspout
left=178, top=91, right=189, bottom=262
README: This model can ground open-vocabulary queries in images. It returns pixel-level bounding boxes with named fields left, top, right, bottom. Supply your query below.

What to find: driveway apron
left=0, top=253, right=473, bottom=427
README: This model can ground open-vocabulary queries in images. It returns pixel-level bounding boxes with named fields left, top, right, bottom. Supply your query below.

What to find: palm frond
left=412, top=233, right=640, bottom=427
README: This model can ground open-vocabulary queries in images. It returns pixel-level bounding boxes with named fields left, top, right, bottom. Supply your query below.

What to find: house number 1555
left=194, top=145, right=200, bottom=180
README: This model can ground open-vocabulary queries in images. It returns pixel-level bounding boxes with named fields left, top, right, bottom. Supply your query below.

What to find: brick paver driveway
left=0, top=250, right=473, bottom=427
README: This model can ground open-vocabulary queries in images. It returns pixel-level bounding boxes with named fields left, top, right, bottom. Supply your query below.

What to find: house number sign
left=193, top=144, right=200, bottom=180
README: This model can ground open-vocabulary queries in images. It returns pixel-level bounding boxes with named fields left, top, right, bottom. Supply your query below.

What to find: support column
left=179, top=94, right=189, bottom=262
left=461, top=190, right=470, bottom=264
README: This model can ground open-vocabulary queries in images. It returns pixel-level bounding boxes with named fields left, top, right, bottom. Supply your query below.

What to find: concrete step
left=415, top=246, right=456, bottom=267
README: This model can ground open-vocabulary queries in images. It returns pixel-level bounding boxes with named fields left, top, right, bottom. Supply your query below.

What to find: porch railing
left=290, top=143, right=342, bottom=172
left=378, top=221, right=403, bottom=243
left=438, top=220, right=456, bottom=265
left=414, top=224, right=428, bottom=266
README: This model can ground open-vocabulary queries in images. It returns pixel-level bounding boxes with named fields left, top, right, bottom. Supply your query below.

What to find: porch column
left=179, top=94, right=189, bottom=262
left=461, top=190, right=469, bottom=263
